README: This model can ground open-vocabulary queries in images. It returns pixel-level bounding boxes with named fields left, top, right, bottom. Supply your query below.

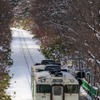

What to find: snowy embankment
left=7, top=28, right=45, bottom=100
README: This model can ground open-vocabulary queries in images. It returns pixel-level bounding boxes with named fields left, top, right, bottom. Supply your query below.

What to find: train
left=31, top=60, right=80, bottom=100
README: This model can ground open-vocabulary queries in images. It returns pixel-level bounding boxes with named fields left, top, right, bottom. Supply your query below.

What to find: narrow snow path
left=7, top=28, right=45, bottom=100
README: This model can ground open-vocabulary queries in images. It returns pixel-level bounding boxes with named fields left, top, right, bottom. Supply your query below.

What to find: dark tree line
left=0, top=0, right=13, bottom=99
left=31, top=0, right=100, bottom=85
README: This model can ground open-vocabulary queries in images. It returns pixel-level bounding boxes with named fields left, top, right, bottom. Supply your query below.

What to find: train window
left=53, top=86, right=62, bottom=95
left=36, top=84, right=51, bottom=93
left=64, top=85, right=79, bottom=93
left=41, top=60, right=55, bottom=65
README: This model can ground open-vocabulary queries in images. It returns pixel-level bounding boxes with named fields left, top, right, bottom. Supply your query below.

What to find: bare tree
left=31, top=0, right=100, bottom=84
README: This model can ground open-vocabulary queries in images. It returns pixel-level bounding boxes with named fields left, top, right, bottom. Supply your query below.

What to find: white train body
left=31, top=64, right=80, bottom=100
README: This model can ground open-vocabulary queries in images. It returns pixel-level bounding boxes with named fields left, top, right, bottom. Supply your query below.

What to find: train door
left=52, top=86, right=63, bottom=100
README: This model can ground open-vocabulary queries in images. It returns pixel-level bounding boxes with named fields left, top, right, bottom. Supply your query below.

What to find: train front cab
left=35, top=84, right=79, bottom=100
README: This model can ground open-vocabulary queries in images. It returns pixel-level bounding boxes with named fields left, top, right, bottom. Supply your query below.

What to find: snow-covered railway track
left=19, top=31, right=35, bottom=65
left=19, top=31, right=34, bottom=75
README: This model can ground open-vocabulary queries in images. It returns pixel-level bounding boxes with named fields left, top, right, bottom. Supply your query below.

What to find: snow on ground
left=7, top=28, right=45, bottom=100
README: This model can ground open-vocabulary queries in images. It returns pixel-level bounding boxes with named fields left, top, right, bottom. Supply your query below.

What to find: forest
left=31, top=0, right=100, bottom=85
left=0, top=0, right=100, bottom=99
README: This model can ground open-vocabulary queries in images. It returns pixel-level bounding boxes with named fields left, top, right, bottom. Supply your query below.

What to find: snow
left=96, top=33, right=100, bottom=41
left=36, top=71, right=50, bottom=78
left=7, top=28, right=45, bottom=100
left=0, top=46, right=3, bottom=50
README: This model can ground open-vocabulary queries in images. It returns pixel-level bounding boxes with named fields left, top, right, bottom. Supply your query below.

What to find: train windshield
left=36, top=84, right=51, bottom=93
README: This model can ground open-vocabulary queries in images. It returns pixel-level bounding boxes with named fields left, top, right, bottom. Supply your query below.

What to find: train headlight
left=41, top=79, right=46, bottom=82
left=70, top=79, right=74, bottom=83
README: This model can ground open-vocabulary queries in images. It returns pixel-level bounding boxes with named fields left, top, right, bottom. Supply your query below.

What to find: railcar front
left=31, top=71, right=80, bottom=100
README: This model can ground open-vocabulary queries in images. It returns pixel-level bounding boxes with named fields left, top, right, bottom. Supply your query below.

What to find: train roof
left=32, top=64, right=61, bottom=71
left=35, top=70, right=76, bottom=79
left=33, top=70, right=79, bottom=84
left=31, top=63, right=79, bottom=84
